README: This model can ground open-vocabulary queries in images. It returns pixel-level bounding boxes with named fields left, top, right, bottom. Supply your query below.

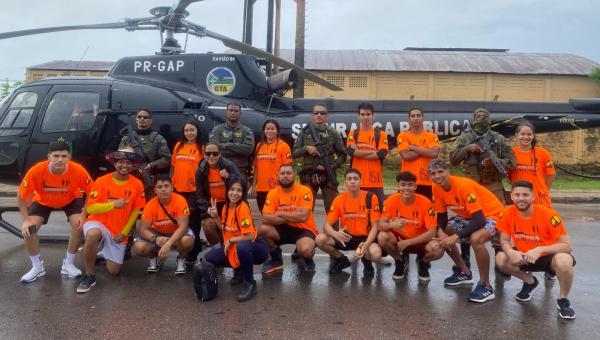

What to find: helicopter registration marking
left=133, top=60, right=185, bottom=73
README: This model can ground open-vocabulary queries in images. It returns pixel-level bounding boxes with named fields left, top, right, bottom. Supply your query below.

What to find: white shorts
left=83, top=221, right=126, bottom=265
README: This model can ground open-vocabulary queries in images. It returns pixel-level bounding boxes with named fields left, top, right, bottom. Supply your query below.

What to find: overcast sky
left=1, top=0, right=598, bottom=81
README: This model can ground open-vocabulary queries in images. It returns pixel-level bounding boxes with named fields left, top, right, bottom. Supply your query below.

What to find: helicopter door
left=25, top=85, right=110, bottom=172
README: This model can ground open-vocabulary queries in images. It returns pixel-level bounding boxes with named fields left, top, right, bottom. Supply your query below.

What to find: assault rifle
left=475, top=135, right=508, bottom=178
left=306, top=123, right=338, bottom=185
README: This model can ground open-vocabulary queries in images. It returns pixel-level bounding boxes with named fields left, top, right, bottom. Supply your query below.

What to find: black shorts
left=334, top=236, right=368, bottom=251
left=274, top=224, right=316, bottom=245
left=28, top=198, right=85, bottom=225
left=415, top=185, right=433, bottom=200
left=256, top=191, right=268, bottom=212
left=520, top=254, right=576, bottom=272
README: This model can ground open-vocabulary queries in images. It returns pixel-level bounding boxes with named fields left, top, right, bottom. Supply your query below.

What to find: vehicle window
left=42, top=92, right=99, bottom=132
left=0, top=92, right=38, bottom=128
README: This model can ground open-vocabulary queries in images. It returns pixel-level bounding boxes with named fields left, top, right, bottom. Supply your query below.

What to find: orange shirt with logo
left=509, top=146, right=555, bottom=207
left=382, top=193, right=436, bottom=239
left=397, top=131, right=440, bottom=186
left=327, top=191, right=380, bottom=237
left=254, top=139, right=292, bottom=192
left=263, top=183, right=318, bottom=234
left=221, top=201, right=257, bottom=268
left=496, top=204, right=567, bottom=253
left=208, top=167, right=227, bottom=202
left=142, top=193, right=190, bottom=234
left=432, top=176, right=504, bottom=221
left=347, top=127, right=389, bottom=188
left=85, top=174, right=146, bottom=237
left=18, top=160, right=93, bottom=208
left=171, top=142, right=204, bottom=193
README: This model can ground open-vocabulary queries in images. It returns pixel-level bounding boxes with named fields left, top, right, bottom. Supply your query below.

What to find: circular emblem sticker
left=206, top=67, right=236, bottom=96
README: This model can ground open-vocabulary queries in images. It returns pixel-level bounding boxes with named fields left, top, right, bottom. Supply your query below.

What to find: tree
left=0, top=79, right=23, bottom=101
left=590, top=67, right=600, bottom=86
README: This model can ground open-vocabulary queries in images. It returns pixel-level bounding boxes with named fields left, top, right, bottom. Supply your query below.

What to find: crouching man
left=495, top=180, right=576, bottom=319
left=315, top=168, right=382, bottom=277
left=133, top=175, right=194, bottom=275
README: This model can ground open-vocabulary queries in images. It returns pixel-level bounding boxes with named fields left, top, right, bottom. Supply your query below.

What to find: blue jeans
left=204, top=238, right=269, bottom=284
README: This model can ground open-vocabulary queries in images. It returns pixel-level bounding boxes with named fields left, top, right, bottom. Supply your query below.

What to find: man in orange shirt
left=18, top=141, right=93, bottom=283
left=377, top=172, right=444, bottom=283
left=396, top=107, right=441, bottom=200
left=429, top=159, right=504, bottom=303
left=133, top=176, right=194, bottom=275
left=77, top=147, right=146, bottom=293
left=260, top=164, right=319, bottom=273
left=315, top=168, right=382, bottom=277
left=495, top=180, right=575, bottom=319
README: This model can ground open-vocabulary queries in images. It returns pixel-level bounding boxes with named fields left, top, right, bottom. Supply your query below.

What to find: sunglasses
left=205, top=151, right=220, bottom=157
left=313, top=111, right=327, bottom=116
left=136, top=115, right=151, bottom=120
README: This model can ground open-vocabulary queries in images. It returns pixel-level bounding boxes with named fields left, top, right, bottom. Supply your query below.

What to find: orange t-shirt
left=221, top=201, right=257, bottom=268
left=254, top=139, right=292, bottom=192
left=208, top=167, right=227, bottom=202
left=347, top=127, right=389, bottom=188
left=382, top=193, right=436, bottom=239
left=262, top=183, right=318, bottom=234
left=432, top=176, right=504, bottom=221
left=142, top=193, right=190, bottom=234
left=85, top=174, right=146, bottom=237
left=327, top=191, right=380, bottom=237
left=171, top=142, right=204, bottom=193
left=18, top=160, right=93, bottom=208
left=509, top=146, right=555, bottom=207
left=397, top=131, right=440, bottom=186
left=496, top=204, right=567, bottom=253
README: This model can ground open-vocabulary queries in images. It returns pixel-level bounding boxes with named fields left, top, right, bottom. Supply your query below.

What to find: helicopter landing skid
left=0, top=206, right=69, bottom=243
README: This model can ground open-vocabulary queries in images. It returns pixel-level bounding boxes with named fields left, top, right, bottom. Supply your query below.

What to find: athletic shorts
left=83, top=221, right=126, bottom=264
left=134, top=229, right=195, bottom=251
left=447, top=216, right=496, bottom=239
left=520, top=254, right=576, bottom=272
left=274, top=224, right=316, bottom=246
left=391, top=234, right=429, bottom=256
left=28, top=198, right=85, bottom=225
left=334, top=236, right=368, bottom=251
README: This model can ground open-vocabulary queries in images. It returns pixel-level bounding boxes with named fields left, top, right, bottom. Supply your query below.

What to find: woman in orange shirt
left=204, top=178, right=269, bottom=302
left=509, top=122, right=556, bottom=207
left=250, top=119, right=292, bottom=211
left=171, top=120, right=204, bottom=262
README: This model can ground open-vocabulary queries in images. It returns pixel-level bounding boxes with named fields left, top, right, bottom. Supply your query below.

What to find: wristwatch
left=150, top=235, right=158, bottom=244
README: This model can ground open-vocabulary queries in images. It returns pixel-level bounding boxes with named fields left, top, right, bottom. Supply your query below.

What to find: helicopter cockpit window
left=0, top=92, right=38, bottom=129
left=42, top=92, right=99, bottom=132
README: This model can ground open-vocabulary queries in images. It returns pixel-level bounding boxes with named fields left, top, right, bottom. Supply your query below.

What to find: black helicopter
left=1, top=0, right=600, bottom=184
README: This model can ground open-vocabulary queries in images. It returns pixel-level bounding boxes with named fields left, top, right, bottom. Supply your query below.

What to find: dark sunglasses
left=136, top=115, right=151, bottom=119
left=313, top=111, right=327, bottom=116
left=205, top=151, right=220, bottom=157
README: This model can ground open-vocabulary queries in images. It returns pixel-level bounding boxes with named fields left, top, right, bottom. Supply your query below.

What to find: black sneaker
left=238, top=281, right=257, bottom=302
left=329, top=255, right=351, bottom=274
left=76, top=275, right=96, bottom=293
left=230, top=268, right=243, bottom=285
left=291, top=248, right=301, bottom=261
left=361, top=257, right=375, bottom=278
left=545, top=269, right=557, bottom=281
left=516, top=276, right=539, bottom=302
left=417, top=260, right=431, bottom=282
left=557, top=298, right=575, bottom=320
left=393, top=258, right=408, bottom=280
left=304, top=258, right=316, bottom=272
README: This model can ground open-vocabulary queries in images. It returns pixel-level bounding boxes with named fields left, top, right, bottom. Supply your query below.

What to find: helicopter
left=1, top=0, right=600, bottom=184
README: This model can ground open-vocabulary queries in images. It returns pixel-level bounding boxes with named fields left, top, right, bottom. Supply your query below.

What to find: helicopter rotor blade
left=0, top=20, right=154, bottom=40
left=189, top=25, right=341, bottom=91
left=171, top=0, right=204, bottom=16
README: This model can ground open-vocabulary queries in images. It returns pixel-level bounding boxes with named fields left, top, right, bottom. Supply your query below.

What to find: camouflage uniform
left=208, top=123, right=255, bottom=174
left=120, top=130, right=171, bottom=195
left=292, top=123, right=347, bottom=213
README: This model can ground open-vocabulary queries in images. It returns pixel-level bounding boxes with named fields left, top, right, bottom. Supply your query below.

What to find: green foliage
left=590, top=67, right=600, bottom=85
left=0, top=79, right=24, bottom=101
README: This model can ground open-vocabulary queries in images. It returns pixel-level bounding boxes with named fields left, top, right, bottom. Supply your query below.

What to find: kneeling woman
left=204, top=178, right=269, bottom=302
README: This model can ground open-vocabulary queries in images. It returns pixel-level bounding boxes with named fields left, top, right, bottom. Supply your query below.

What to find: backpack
left=351, top=126, right=384, bottom=165
left=193, top=260, right=218, bottom=302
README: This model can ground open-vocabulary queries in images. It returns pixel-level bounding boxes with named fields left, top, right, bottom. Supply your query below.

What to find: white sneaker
left=20, top=263, right=46, bottom=283
left=61, top=260, right=82, bottom=278
left=379, top=254, right=394, bottom=265
left=147, top=257, right=160, bottom=273
left=175, top=257, right=186, bottom=275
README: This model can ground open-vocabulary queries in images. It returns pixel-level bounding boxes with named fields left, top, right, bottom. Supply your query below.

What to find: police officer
left=208, top=102, right=255, bottom=175
left=449, top=108, right=515, bottom=271
left=292, top=103, right=347, bottom=214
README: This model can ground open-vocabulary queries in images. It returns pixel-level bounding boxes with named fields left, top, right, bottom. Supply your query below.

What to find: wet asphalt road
left=0, top=202, right=598, bottom=339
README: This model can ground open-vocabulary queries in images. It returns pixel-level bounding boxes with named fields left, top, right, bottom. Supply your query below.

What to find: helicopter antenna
left=183, top=32, right=189, bottom=52
left=74, top=45, right=90, bottom=75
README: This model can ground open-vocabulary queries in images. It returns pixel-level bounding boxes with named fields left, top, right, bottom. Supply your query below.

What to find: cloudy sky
left=1, top=0, right=598, bottom=81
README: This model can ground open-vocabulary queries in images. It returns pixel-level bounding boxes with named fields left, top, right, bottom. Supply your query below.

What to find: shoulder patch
left=183, top=207, right=190, bottom=215
left=89, top=189, right=98, bottom=199
left=85, top=177, right=92, bottom=185
left=303, top=193, right=311, bottom=201
left=428, top=207, right=435, bottom=216
left=241, top=218, right=251, bottom=228
left=434, top=136, right=439, bottom=143
left=546, top=160, right=554, bottom=168
left=397, top=137, right=403, bottom=144
left=466, top=193, right=478, bottom=203
left=499, top=211, right=504, bottom=219
left=21, top=179, right=28, bottom=188
left=265, top=199, right=271, bottom=206
left=382, top=138, right=388, bottom=145
left=374, top=204, right=380, bottom=212
left=347, top=134, right=354, bottom=142
left=286, top=152, right=292, bottom=158
left=550, top=215, right=561, bottom=228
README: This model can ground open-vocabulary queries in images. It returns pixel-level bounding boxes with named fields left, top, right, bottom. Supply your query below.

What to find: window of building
left=41, top=92, right=99, bottom=132
left=349, top=76, right=368, bottom=88
left=0, top=92, right=38, bottom=129
left=325, top=75, right=345, bottom=88
left=304, top=80, right=315, bottom=87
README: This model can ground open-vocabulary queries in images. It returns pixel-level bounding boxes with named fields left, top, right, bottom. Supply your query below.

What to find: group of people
left=17, top=102, right=576, bottom=319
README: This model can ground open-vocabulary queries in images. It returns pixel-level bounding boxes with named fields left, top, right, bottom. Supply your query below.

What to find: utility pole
left=266, top=0, right=275, bottom=76
left=294, top=0, right=305, bottom=98
left=242, top=0, right=256, bottom=46
left=273, top=0, right=281, bottom=74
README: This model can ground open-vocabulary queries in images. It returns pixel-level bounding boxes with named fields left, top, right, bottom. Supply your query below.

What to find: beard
left=278, top=178, right=294, bottom=188
left=515, top=201, right=532, bottom=212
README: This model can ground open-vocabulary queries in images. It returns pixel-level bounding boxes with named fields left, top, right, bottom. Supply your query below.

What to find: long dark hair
left=175, top=120, right=203, bottom=154
left=222, top=177, right=249, bottom=230
left=260, top=119, right=281, bottom=144
left=515, top=121, right=538, bottom=167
